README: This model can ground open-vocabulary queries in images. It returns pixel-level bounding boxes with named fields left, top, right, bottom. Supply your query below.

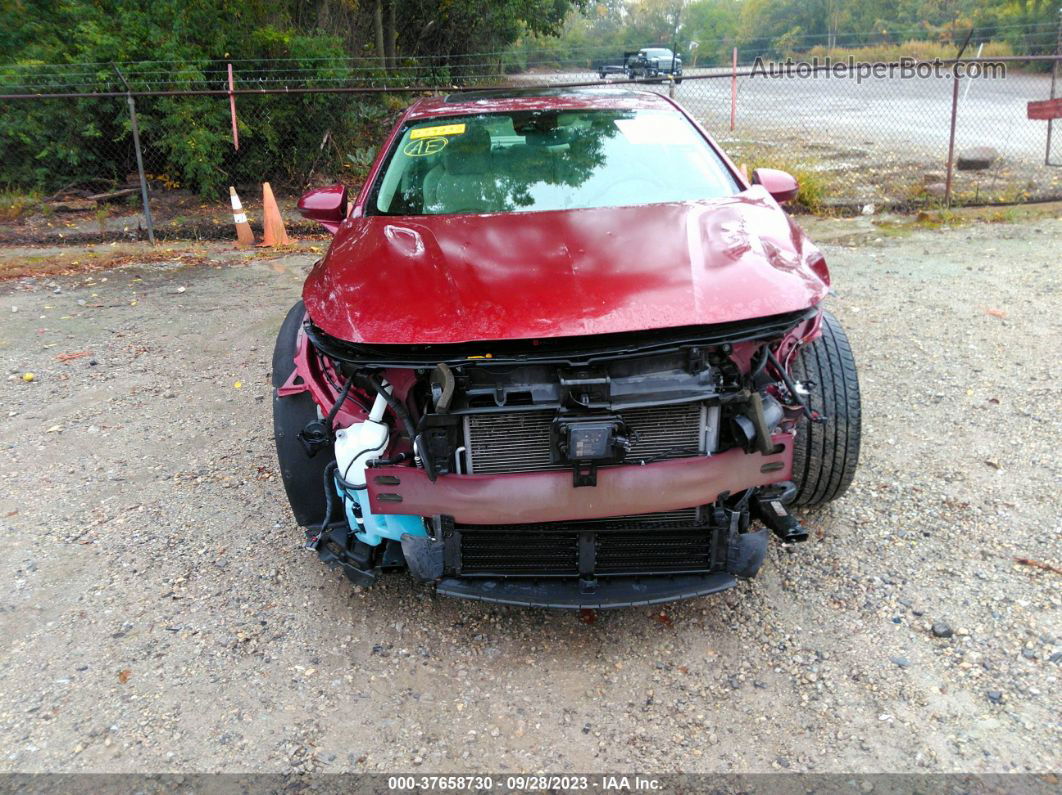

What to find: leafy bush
left=1, top=0, right=580, bottom=197
left=1, top=67, right=398, bottom=200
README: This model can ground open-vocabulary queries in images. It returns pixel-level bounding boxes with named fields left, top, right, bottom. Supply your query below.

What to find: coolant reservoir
left=332, top=384, right=425, bottom=547
left=334, top=417, right=389, bottom=486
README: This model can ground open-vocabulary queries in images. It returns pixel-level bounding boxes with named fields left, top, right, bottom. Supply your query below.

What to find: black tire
left=790, top=309, right=862, bottom=507
left=272, top=300, right=339, bottom=527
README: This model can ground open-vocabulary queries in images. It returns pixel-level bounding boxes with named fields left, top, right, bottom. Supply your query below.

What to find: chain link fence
left=1, top=56, right=1059, bottom=243
left=525, top=57, right=1062, bottom=210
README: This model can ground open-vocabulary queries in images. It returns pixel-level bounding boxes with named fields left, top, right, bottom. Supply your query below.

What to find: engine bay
left=275, top=307, right=823, bottom=600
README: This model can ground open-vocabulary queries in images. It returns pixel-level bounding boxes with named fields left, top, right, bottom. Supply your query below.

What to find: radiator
left=462, top=402, right=715, bottom=475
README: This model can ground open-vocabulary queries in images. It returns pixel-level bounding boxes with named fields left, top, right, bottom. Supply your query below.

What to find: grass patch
left=739, top=155, right=835, bottom=213
left=721, top=135, right=845, bottom=214
left=871, top=201, right=1061, bottom=238
left=0, top=190, right=42, bottom=221
left=0, top=245, right=210, bottom=281
left=780, top=164, right=832, bottom=214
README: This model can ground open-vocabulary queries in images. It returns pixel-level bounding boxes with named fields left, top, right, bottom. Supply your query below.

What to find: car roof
left=405, top=87, right=676, bottom=120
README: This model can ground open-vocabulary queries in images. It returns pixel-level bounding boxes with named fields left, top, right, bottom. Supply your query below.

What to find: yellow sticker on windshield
left=410, top=123, right=466, bottom=140
left=403, top=137, right=448, bottom=157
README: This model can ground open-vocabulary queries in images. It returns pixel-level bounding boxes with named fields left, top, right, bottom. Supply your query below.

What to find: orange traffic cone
left=258, top=182, right=292, bottom=247
left=229, top=186, right=255, bottom=247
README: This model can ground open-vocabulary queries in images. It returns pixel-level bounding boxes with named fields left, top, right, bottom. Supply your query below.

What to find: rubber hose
left=365, top=374, right=436, bottom=481
left=766, top=348, right=816, bottom=422
left=312, top=461, right=338, bottom=544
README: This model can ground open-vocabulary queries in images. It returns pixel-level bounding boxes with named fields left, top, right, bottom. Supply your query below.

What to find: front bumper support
left=366, top=435, right=792, bottom=525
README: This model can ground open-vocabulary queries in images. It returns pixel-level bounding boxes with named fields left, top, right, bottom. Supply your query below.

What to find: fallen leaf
left=117, top=669, right=131, bottom=684
left=1014, top=558, right=1062, bottom=576
left=985, top=307, right=1006, bottom=319
left=234, top=381, right=242, bottom=389
left=654, top=612, right=673, bottom=628
left=983, top=459, right=1001, bottom=469
left=56, top=351, right=91, bottom=363
left=578, top=608, right=596, bottom=625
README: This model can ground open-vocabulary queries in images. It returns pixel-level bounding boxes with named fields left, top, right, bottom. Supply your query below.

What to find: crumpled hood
left=303, top=186, right=829, bottom=345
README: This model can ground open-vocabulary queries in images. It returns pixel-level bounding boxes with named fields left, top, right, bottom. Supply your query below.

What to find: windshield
left=644, top=49, right=675, bottom=59
left=368, top=108, right=739, bottom=216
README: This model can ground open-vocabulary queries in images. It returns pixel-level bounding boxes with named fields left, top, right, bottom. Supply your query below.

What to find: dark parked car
left=274, top=87, right=861, bottom=608
left=600, top=48, right=683, bottom=82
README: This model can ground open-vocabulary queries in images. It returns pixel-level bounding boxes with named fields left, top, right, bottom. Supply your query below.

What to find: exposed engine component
left=398, top=499, right=772, bottom=594
left=462, top=402, right=713, bottom=475
left=429, top=362, right=456, bottom=413
left=278, top=308, right=832, bottom=605
left=732, top=392, right=785, bottom=454
left=333, top=382, right=426, bottom=547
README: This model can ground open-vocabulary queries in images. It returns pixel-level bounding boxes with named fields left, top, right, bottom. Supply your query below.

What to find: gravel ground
left=0, top=213, right=1059, bottom=775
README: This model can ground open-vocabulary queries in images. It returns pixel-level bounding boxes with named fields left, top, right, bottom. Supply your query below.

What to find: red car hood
left=303, top=187, right=829, bottom=345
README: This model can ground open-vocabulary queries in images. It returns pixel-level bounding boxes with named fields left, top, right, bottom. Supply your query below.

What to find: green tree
left=683, top=0, right=740, bottom=65
left=0, top=0, right=586, bottom=195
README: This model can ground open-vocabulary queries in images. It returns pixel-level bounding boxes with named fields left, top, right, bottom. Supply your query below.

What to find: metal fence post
left=943, top=32, right=974, bottom=207
left=126, top=93, right=155, bottom=244
left=1047, top=11, right=1061, bottom=166
left=114, top=66, right=155, bottom=244
left=944, top=74, right=960, bottom=206
left=730, top=48, right=737, bottom=131
left=228, top=63, right=239, bottom=151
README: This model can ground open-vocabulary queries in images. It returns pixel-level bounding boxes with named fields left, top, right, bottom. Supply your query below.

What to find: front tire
left=272, top=300, right=338, bottom=527
left=790, top=310, right=862, bottom=507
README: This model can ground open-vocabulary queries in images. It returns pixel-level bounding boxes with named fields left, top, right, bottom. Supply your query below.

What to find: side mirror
left=751, top=168, right=799, bottom=204
left=297, top=184, right=349, bottom=233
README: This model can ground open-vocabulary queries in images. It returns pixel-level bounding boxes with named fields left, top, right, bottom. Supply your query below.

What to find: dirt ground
left=0, top=190, right=325, bottom=247
left=0, top=209, right=1059, bottom=775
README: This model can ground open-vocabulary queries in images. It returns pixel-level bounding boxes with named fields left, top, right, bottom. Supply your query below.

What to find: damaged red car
left=273, top=88, right=861, bottom=608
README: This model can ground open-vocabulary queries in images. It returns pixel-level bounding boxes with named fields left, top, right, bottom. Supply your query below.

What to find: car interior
left=372, top=110, right=737, bottom=216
